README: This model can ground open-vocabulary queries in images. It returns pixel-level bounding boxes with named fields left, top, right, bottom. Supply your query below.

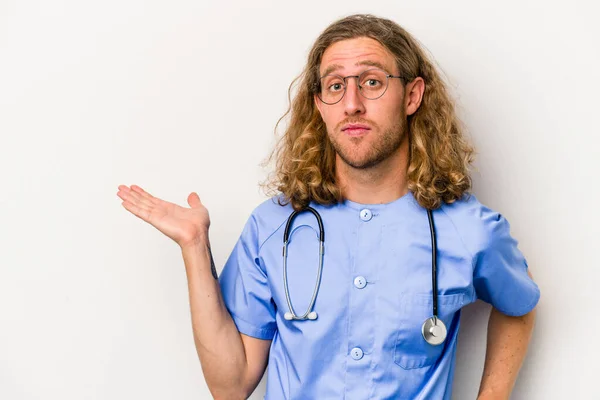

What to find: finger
left=131, top=185, right=163, bottom=206
left=130, top=185, right=153, bottom=200
left=187, top=192, right=202, bottom=208
left=121, top=200, right=151, bottom=222
left=126, top=186, right=155, bottom=209
left=118, top=188, right=153, bottom=213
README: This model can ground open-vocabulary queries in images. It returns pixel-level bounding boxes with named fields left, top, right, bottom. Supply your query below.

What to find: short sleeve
left=473, top=211, right=540, bottom=316
left=219, top=215, right=277, bottom=340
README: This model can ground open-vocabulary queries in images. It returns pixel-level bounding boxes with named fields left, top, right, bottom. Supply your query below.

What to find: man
left=118, top=14, right=539, bottom=399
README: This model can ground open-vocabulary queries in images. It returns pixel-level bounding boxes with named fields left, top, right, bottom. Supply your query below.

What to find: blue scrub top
left=218, top=191, right=540, bottom=400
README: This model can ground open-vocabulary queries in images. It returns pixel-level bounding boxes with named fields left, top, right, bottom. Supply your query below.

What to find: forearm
left=181, top=236, right=248, bottom=399
left=477, top=306, right=536, bottom=400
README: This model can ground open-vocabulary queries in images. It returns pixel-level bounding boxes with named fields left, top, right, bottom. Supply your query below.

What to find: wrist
left=179, top=230, right=210, bottom=251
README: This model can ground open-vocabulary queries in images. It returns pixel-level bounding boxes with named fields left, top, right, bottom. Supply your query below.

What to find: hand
left=117, top=184, right=210, bottom=249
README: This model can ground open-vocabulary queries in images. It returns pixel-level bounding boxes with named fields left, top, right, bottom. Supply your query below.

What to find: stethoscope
left=281, top=206, right=447, bottom=346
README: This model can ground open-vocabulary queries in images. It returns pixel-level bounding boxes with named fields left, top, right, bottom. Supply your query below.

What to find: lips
left=342, top=123, right=370, bottom=131
left=342, top=123, right=371, bottom=136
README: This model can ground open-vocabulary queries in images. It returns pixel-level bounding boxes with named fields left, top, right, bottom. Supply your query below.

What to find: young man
left=118, top=14, right=539, bottom=400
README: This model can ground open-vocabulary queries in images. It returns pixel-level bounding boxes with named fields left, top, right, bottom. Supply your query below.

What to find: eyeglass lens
left=318, top=69, right=390, bottom=104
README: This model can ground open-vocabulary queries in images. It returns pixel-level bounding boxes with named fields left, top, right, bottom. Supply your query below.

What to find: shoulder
left=439, top=192, right=510, bottom=258
left=245, top=194, right=294, bottom=248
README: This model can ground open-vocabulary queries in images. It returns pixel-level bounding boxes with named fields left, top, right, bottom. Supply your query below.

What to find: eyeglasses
left=315, top=68, right=410, bottom=105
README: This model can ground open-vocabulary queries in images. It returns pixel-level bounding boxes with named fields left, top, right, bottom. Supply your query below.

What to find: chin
left=340, top=154, right=380, bottom=169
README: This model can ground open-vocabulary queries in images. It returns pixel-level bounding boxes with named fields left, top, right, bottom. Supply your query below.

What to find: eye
left=321, top=75, right=345, bottom=93
left=328, top=82, right=344, bottom=92
left=359, top=69, right=387, bottom=90
left=362, top=78, right=382, bottom=88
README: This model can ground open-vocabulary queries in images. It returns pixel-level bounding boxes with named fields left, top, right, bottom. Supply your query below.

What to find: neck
left=336, top=138, right=410, bottom=205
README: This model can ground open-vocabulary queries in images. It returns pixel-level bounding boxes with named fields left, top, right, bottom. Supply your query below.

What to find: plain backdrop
left=1, top=1, right=599, bottom=399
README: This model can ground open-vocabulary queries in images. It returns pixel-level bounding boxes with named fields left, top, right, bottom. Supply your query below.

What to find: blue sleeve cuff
left=229, top=311, right=277, bottom=340
left=492, top=284, right=540, bottom=317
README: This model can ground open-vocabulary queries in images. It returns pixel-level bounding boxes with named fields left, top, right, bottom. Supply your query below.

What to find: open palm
left=117, top=184, right=210, bottom=248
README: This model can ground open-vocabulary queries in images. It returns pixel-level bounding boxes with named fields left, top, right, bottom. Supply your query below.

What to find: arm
left=117, top=185, right=270, bottom=398
left=182, top=236, right=271, bottom=400
left=477, top=270, right=537, bottom=400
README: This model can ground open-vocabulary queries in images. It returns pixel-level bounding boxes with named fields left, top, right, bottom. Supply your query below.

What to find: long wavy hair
left=261, top=14, right=476, bottom=211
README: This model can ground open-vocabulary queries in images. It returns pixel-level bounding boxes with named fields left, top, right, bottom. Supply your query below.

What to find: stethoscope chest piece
left=421, top=316, right=447, bottom=346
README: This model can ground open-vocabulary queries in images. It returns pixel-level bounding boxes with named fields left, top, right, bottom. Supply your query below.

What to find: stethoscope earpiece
left=283, top=311, right=318, bottom=321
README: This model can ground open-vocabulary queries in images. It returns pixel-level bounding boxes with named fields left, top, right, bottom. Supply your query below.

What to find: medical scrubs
left=218, top=190, right=540, bottom=399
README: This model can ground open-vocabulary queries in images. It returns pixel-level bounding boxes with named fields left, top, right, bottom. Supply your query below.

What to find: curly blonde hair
left=261, top=14, right=476, bottom=211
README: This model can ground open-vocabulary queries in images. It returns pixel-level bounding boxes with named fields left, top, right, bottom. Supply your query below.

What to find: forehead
left=319, top=37, right=397, bottom=75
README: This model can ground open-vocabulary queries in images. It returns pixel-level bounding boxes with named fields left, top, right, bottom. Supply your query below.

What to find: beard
left=328, top=117, right=407, bottom=170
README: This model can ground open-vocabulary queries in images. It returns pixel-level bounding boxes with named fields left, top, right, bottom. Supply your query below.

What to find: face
left=315, top=37, right=422, bottom=170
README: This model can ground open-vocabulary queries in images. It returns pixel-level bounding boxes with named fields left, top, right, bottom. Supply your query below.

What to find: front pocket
left=393, top=292, right=466, bottom=369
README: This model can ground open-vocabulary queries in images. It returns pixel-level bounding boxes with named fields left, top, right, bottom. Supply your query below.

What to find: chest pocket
left=394, top=292, right=466, bottom=369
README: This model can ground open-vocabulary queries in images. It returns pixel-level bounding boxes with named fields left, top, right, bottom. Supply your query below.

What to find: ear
left=405, top=77, right=425, bottom=116
left=314, top=93, right=324, bottom=116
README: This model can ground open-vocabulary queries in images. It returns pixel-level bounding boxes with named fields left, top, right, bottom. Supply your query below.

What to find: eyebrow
left=321, top=60, right=390, bottom=77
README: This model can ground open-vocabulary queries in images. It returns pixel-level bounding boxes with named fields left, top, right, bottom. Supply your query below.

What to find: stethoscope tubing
left=427, top=209, right=438, bottom=318
left=281, top=204, right=447, bottom=345
left=282, top=207, right=325, bottom=320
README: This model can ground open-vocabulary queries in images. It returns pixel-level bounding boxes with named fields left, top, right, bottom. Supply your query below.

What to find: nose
left=342, top=77, right=366, bottom=116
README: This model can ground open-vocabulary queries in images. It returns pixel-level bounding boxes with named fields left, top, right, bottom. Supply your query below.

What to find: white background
left=1, top=1, right=598, bottom=399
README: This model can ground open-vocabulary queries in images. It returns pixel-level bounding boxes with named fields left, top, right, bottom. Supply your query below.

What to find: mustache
left=335, top=118, right=378, bottom=132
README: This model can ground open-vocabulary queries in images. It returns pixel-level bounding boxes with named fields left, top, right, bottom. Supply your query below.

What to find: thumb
left=187, top=192, right=202, bottom=208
